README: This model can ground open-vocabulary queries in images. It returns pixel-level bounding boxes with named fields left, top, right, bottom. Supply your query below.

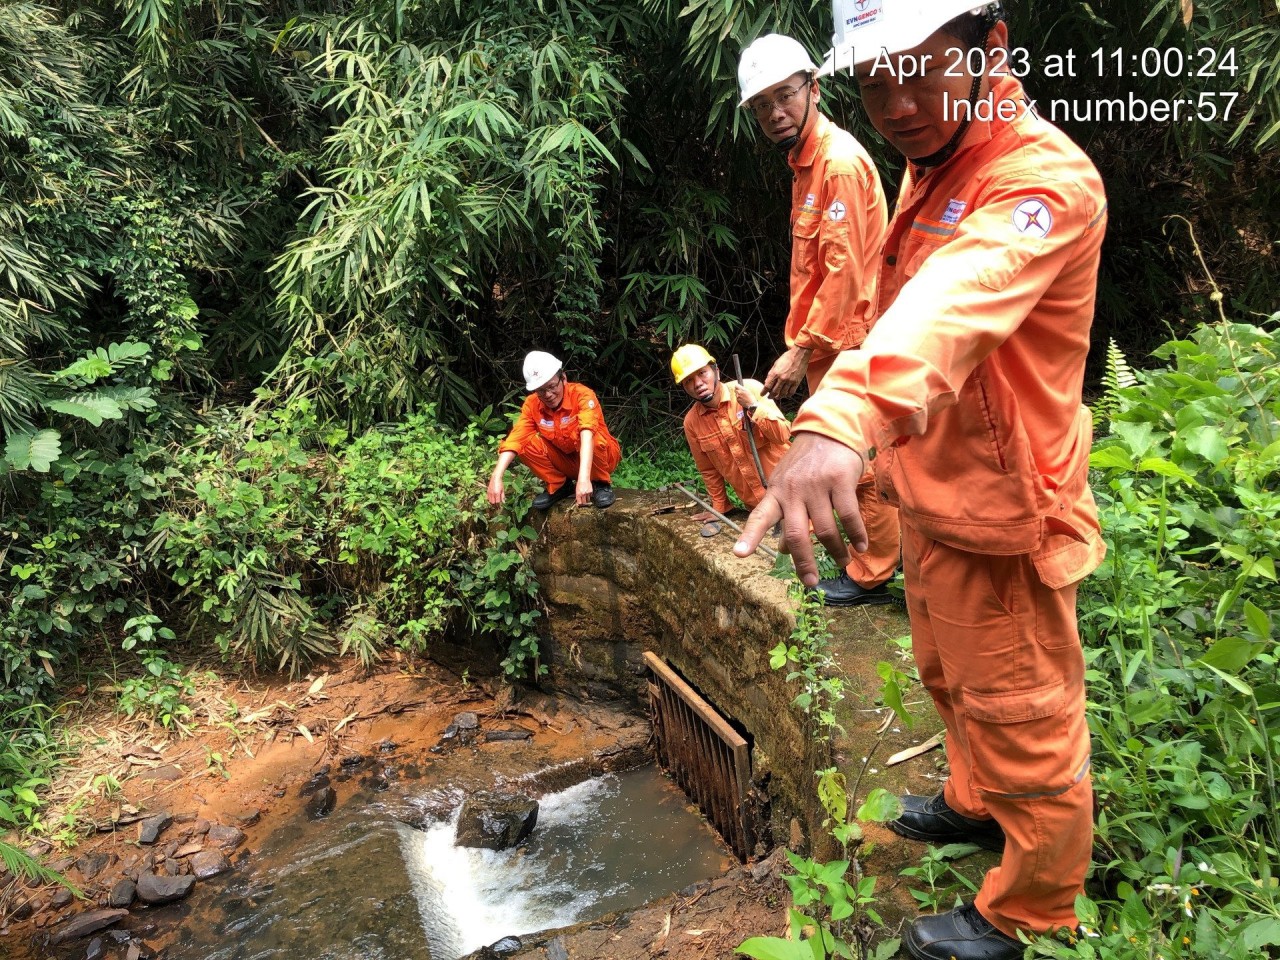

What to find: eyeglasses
left=534, top=374, right=564, bottom=395
left=749, top=81, right=811, bottom=119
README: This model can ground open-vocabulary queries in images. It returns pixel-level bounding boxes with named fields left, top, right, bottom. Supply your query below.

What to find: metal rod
left=731, top=353, right=769, bottom=490
left=670, top=483, right=778, bottom=560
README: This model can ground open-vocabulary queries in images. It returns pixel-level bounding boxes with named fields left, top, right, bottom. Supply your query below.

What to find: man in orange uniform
left=487, top=351, right=621, bottom=510
left=735, top=3, right=1108, bottom=958
left=738, top=33, right=899, bottom=605
left=671, top=344, right=790, bottom=522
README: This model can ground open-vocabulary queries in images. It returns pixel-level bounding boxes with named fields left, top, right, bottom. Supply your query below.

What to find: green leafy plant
left=898, top=843, right=983, bottom=913
left=769, top=587, right=845, bottom=737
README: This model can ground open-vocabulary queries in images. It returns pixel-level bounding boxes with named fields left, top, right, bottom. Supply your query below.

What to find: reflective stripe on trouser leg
left=517, top=434, right=620, bottom=490
left=901, top=523, right=1092, bottom=936
left=843, top=473, right=901, bottom=587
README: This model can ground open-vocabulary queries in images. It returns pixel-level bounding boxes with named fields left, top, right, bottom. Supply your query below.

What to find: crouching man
left=673, top=344, right=790, bottom=522
left=487, top=351, right=621, bottom=510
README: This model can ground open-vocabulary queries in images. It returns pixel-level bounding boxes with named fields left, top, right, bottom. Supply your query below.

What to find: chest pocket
left=792, top=214, right=822, bottom=281
left=902, top=223, right=955, bottom=280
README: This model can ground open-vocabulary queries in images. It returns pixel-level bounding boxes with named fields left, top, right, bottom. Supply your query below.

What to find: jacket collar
left=789, top=112, right=832, bottom=171
left=911, top=74, right=1028, bottom=180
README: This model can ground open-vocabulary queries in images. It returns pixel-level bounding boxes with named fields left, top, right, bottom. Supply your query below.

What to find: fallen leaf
left=333, top=712, right=358, bottom=734
left=886, top=731, right=945, bottom=766
left=684, top=929, right=706, bottom=937
left=308, top=675, right=328, bottom=695
left=297, top=724, right=314, bottom=743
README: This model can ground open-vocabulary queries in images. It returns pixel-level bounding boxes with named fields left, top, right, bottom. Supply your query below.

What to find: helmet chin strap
left=907, top=9, right=1001, bottom=169
left=776, top=78, right=814, bottom=154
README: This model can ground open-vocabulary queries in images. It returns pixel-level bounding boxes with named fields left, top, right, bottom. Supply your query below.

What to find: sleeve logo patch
left=1012, top=198, right=1052, bottom=238
left=827, top=200, right=847, bottom=222
left=587, top=399, right=595, bottom=409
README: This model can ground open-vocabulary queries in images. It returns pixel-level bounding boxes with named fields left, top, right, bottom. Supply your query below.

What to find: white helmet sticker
left=843, top=0, right=883, bottom=31
left=1012, top=198, right=1053, bottom=238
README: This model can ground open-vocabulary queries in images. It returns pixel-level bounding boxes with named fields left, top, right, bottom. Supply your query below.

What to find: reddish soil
left=0, top=657, right=792, bottom=960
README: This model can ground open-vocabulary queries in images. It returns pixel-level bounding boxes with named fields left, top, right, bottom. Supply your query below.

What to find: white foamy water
left=399, top=773, right=723, bottom=959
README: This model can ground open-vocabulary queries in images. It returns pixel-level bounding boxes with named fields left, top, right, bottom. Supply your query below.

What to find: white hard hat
left=523, top=351, right=562, bottom=392
left=819, top=1, right=995, bottom=76
left=738, top=34, right=818, bottom=106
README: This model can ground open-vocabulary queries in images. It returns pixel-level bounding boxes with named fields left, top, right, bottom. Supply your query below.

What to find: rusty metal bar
left=643, top=652, right=752, bottom=861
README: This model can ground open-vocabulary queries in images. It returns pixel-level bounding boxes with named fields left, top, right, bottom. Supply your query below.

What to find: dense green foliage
left=1050, top=319, right=1280, bottom=958
left=1, top=0, right=1278, bottom=946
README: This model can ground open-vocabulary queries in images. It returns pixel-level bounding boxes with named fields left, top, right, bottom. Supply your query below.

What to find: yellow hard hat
left=671, top=344, right=716, bottom=384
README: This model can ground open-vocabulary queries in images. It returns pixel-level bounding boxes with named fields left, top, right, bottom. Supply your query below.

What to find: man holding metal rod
left=672, top=344, right=789, bottom=528
left=739, top=31, right=899, bottom=605
left=736, top=3, right=1107, bottom=957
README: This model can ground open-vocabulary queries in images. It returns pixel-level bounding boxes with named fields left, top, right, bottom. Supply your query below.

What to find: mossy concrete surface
left=528, top=488, right=985, bottom=925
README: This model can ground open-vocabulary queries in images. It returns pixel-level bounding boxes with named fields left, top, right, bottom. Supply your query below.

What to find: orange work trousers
left=807, top=353, right=901, bottom=588
left=516, top=433, right=621, bottom=492
left=901, top=522, right=1093, bottom=936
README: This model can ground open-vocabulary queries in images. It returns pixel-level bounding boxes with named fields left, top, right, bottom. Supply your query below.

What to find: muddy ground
left=0, top=656, right=810, bottom=960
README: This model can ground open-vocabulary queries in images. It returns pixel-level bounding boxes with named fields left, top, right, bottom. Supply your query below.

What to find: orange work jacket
left=786, top=113, right=889, bottom=362
left=499, top=381, right=619, bottom=460
left=684, top=379, right=790, bottom=513
left=796, top=76, right=1107, bottom=587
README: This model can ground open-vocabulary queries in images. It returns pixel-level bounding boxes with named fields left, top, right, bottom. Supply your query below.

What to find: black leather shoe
left=591, top=482, right=615, bottom=509
left=905, top=902, right=1024, bottom=960
left=532, top=483, right=573, bottom=510
left=814, top=572, right=894, bottom=606
left=889, top=791, right=1006, bottom=852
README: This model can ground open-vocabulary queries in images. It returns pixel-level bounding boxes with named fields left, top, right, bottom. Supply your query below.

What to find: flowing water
left=164, top=766, right=728, bottom=959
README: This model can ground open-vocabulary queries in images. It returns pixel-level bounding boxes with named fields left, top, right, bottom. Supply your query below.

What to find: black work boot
left=532, top=483, right=573, bottom=510
left=814, top=572, right=894, bottom=607
left=889, top=791, right=1006, bottom=852
left=591, top=482, right=615, bottom=509
left=905, top=902, right=1024, bottom=960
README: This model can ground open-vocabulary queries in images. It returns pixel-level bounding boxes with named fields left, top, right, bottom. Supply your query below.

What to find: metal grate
left=644, top=652, right=753, bottom=861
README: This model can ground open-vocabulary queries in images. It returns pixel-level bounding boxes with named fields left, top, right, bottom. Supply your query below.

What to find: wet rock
left=11, top=898, right=35, bottom=921
left=75, top=852, right=112, bottom=882
left=455, top=792, right=539, bottom=851
left=230, top=808, right=261, bottom=827
left=377, top=740, right=398, bottom=753
left=86, top=936, right=106, bottom=960
left=207, top=824, right=246, bottom=850
left=51, top=887, right=74, bottom=908
left=305, top=786, right=337, bottom=820
left=300, top=766, right=332, bottom=796
left=191, top=851, right=232, bottom=879
left=135, top=873, right=195, bottom=905
left=454, top=711, right=480, bottom=730
left=174, top=842, right=204, bottom=858
left=48, top=908, right=129, bottom=945
left=750, top=846, right=788, bottom=883
left=137, top=814, right=172, bottom=845
left=546, top=936, right=569, bottom=960
left=483, top=729, right=533, bottom=742
left=108, top=879, right=136, bottom=908
left=489, top=936, right=522, bottom=956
